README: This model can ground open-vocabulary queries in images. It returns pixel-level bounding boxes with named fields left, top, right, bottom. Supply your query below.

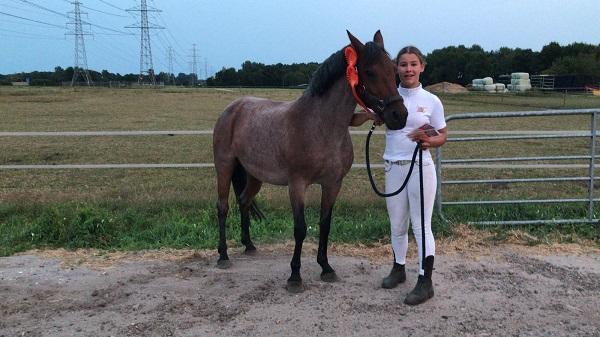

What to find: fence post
left=435, top=147, right=445, bottom=221
left=588, top=111, right=597, bottom=222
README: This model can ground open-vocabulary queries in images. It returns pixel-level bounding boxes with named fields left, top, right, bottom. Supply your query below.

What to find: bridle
left=356, top=85, right=403, bottom=116
left=344, top=46, right=402, bottom=117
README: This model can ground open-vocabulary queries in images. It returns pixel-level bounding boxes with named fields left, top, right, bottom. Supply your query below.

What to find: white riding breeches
left=384, top=160, right=436, bottom=275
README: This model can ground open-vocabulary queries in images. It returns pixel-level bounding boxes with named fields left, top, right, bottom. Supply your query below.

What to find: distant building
left=11, top=77, right=30, bottom=86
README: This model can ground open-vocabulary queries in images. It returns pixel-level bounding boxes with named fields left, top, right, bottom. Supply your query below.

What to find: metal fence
left=3, top=109, right=600, bottom=225
left=435, top=108, right=600, bottom=225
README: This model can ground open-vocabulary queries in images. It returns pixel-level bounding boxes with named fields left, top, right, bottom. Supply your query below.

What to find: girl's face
left=397, top=53, right=425, bottom=89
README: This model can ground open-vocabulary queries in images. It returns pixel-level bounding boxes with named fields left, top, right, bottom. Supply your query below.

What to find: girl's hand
left=363, top=109, right=384, bottom=126
left=409, top=126, right=448, bottom=150
left=408, top=128, right=432, bottom=149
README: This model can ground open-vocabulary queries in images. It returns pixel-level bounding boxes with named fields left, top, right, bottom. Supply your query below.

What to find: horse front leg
left=287, top=180, right=307, bottom=293
left=318, top=181, right=342, bottom=282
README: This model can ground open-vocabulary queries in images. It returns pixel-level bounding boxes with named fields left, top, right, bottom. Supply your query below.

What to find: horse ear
left=373, top=30, right=384, bottom=49
left=346, top=30, right=364, bottom=52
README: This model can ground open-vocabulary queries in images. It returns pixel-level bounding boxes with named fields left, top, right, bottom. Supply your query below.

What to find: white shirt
left=383, top=84, right=446, bottom=163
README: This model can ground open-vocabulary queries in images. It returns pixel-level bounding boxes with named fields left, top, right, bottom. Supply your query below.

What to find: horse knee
left=217, top=202, right=229, bottom=217
left=293, top=224, right=307, bottom=241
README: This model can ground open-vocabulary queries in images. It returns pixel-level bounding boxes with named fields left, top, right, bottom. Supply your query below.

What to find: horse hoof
left=217, top=259, right=231, bottom=269
left=286, top=280, right=304, bottom=293
left=321, top=271, right=340, bottom=283
left=244, top=246, right=257, bottom=255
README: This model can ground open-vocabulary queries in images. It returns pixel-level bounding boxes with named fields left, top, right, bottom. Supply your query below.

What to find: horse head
left=347, top=30, right=408, bottom=130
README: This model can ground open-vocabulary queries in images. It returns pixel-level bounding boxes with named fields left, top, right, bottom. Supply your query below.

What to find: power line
left=147, top=7, right=186, bottom=52
left=0, top=27, right=65, bottom=40
left=17, top=0, right=69, bottom=18
left=0, top=11, right=65, bottom=28
left=96, top=0, right=127, bottom=12
left=80, top=4, right=127, bottom=17
left=0, top=17, right=65, bottom=29
left=13, top=0, right=133, bottom=35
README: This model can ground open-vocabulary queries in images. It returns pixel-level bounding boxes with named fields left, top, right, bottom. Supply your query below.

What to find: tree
left=547, top=53, right=600, bottom=77
left=539, top=42, right=562, bottom=70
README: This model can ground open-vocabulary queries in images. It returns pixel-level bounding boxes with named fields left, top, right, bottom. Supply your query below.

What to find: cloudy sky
left=1, top=0, right=599, bottom=76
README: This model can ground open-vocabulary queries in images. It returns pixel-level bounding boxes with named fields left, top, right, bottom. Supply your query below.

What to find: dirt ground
left=1, top=239, right=599, bottom=337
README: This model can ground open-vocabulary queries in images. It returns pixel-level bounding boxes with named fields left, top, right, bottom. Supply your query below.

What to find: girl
left=380, top=46, right=448, bottom=305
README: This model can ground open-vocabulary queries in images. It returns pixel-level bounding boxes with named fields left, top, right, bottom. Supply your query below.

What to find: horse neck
left=297, top=78, right=356, bottom=132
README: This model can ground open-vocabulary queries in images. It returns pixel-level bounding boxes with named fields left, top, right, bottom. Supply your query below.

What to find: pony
left=212, top=30, right=408, bottom=293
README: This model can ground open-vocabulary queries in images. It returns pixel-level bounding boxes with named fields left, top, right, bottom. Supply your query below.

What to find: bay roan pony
left=213, top=30, right=408, bottom=293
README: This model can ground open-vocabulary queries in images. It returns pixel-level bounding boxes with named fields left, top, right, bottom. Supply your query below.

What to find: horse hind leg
left=233, top=166, right=263, bottom=255
left=215, top=160, right=235, bottom=269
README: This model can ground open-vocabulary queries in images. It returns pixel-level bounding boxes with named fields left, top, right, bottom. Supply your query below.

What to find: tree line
left=1, top=42, right=599, bottom=87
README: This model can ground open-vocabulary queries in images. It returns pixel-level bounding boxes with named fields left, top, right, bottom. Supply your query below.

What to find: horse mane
left=306, top=42, right=389, bottom=97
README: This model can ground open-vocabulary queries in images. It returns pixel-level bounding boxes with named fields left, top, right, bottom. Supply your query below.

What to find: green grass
left=0, top=201, right=395, bottom=256
left=1, top=87, right=600, bottom=255
left=2, top=200, right=597, bottom=257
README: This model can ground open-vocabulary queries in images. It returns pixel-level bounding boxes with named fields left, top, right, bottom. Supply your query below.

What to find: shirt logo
left=417, top=106, right=428, bottom=113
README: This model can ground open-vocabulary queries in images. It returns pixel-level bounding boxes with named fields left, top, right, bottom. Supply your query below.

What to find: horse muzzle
left=382, top=106, right=407, bottom=130
left=373, top=95, right=407, bottom=130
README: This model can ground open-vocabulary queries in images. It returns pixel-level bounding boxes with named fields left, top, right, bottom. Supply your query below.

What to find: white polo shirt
left=383, top=84, right=446, bottom=163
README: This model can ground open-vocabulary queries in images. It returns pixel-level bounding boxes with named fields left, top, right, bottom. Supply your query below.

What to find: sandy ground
left=1, top=241, right=599, bottom=337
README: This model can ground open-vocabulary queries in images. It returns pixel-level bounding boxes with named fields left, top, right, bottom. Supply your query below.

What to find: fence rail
left=434, top=108, right=600, bottom=225
left=3, top=110, right=600, bottom=226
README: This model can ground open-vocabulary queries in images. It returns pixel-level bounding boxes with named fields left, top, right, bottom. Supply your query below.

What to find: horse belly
left=240, top=157, right=289, bottom=186
left=234, top=137, right=289, bottom=186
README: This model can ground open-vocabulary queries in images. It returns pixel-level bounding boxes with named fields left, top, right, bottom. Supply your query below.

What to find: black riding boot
left=381, top=262, right=406, bottom=289
left=404, top=255, right=434, bottom=305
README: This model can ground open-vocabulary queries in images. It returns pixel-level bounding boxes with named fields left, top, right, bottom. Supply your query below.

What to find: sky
left=1, top=0, right=599, bottom=77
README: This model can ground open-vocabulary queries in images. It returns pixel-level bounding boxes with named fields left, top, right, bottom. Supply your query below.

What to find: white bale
left=511, top=72, right=529, bottom=80
left=513, top=84, right=532, bottom=92
left=484, top=84, right=496, bottom=92
left=472, top=79, right=484, bottom=85
left=495, top=83, right=506, bottom=91
left=511, top=79, right=531, bottom=85
left=482, top=77, right=493, bottom=85
left=507, top=84, right=514, bottom=90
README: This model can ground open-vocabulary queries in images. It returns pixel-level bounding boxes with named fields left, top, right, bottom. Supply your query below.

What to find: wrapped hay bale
left=482, top=77, right=493, bottom=85
left=513, top=84, right=532, bottom=92
left=511, top=72, right=529, bottom=80
left=495, top=83, right=506, bottom=91
left=484, top=84, right=496, bottom=92
left=511, top=78, right=531, bottom=86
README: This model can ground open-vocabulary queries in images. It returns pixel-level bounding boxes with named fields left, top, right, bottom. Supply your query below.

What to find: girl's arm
left=350, top=110, right=383, bottom=127
left=409, top=127, right=448, bottom=150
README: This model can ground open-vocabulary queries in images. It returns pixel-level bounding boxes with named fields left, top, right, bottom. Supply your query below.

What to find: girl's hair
left=396, top=46, right=426, bottom=66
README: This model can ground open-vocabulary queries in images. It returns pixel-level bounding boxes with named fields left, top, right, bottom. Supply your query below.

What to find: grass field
left=1, top=86, right=599, bottom=255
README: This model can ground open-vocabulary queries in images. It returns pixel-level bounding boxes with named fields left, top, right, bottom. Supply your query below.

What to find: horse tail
left=231, top=160, right=266, bottom=221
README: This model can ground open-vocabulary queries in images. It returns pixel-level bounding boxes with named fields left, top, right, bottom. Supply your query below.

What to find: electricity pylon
left=167, top=46, right=175, bottom=85
left=190, top=43, right=198, bottom=86
left=67, top=1, right=92, bottom=86
left=126, top=0, right=163, bottom=85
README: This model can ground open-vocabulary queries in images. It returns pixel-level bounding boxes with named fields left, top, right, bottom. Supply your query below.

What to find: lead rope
left=365, top=122, right=427, bottom=267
